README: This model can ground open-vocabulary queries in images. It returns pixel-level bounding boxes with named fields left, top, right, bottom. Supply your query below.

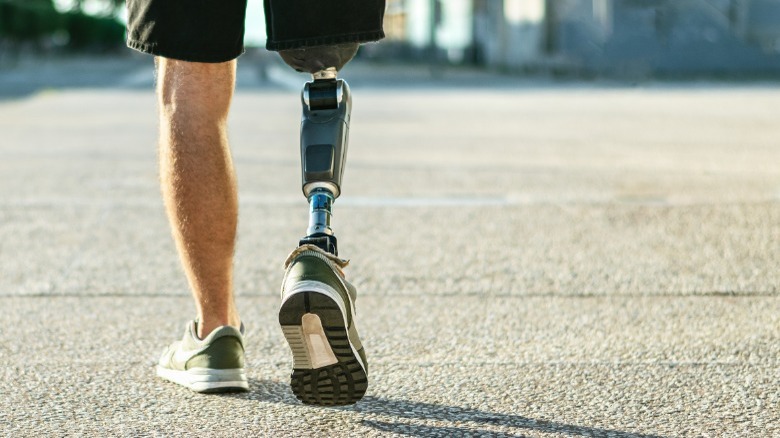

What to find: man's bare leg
left=157, top=58, right=240, bottom=339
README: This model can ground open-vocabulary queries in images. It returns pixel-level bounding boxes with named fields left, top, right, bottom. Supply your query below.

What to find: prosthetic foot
left=281, top=45, right=357, bottom=255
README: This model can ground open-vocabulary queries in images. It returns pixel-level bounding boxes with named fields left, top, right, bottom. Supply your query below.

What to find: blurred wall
left=472, top=0, right=780, bottom=76
left=473, top=0, right=546, bottom=68
left=377, top=0, right=473, bottom=62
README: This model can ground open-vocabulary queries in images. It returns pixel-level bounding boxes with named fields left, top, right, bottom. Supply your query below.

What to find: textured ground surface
left=0, top=55, right=778, bottom=437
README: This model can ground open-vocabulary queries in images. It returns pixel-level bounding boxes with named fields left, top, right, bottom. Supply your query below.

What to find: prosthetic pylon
left=296, top=68, right=352, bottom=255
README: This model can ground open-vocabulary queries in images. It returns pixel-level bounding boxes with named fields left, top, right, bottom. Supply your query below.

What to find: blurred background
left=2, top=0, right=780, bottom=78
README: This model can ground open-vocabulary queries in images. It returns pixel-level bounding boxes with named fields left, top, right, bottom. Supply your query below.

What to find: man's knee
left=278, top=43, right=359, bottom=75
left=156, top=57, right=236, bottom=120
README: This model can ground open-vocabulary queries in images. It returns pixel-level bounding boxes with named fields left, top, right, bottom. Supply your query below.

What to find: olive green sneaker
left=156, top=320, right=248, bottom=393
left=279, top=244, right=368, bottom=406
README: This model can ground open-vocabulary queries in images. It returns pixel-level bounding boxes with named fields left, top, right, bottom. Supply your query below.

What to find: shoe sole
left=156, top=366, right=248, bottom=393
left=279, top=282, right=368, bottom=406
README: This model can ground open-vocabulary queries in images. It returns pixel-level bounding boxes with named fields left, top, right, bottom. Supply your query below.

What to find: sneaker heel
left=281, top=314, right=339, bottom=370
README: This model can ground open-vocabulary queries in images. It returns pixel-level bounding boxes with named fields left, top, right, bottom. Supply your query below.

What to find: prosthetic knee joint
left=280, top=44, right=357, bottom=255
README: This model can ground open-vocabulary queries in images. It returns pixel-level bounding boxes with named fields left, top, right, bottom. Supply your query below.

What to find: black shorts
left=126, top=0, right=386, bottom=63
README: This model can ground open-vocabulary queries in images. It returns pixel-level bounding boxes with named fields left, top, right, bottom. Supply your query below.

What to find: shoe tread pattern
left=280, top=291, right=368, bottom=406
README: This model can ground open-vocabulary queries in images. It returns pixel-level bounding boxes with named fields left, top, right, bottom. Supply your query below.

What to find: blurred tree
left=0, top=0, right=124, bottom=50
left=71, top=0, right=123, bottom=16
left=64, top=10, right=124, bottom=49
left=0, top=0, right=63, bottom=41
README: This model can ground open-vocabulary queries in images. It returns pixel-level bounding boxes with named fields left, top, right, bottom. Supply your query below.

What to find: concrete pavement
left=0, top=56, right=778, bottom=436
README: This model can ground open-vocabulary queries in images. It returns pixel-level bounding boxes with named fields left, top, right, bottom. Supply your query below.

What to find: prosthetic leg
left=280, top=44, right=358, bottom=256
left=278, top=44, right=370, bottom=406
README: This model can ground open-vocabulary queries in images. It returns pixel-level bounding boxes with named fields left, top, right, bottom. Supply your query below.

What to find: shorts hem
left=266, top=30, right=385, bottom=51
left=127, top=39, right=245, bottom=63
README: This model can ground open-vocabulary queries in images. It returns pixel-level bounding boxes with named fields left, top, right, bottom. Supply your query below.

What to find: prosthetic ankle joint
left=298, top=69, right=351, bottom=255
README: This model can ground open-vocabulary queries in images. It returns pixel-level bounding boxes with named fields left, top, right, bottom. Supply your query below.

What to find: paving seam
left=1, top=292, right=777, bottom=298
left=5, top=361, right=776, bottom=367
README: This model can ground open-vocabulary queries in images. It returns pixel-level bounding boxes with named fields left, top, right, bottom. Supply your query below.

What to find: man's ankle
left=197, top=317, right=241, bottom=339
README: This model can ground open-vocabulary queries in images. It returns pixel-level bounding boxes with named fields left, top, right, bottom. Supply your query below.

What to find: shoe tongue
left=190, top=320, right=202, bottom=340
left=284, top=244, right=350, bottom=271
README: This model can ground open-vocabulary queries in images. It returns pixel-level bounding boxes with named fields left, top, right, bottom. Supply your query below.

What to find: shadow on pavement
left=0, top=55, right=153, bottom=101
left=355, top=397, right=666, bottom=438
left=233, top=378, right=666, bottom=438
left=0, top=52, right=563, bottom=102
left=0, top=52, right=277, bottom=101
